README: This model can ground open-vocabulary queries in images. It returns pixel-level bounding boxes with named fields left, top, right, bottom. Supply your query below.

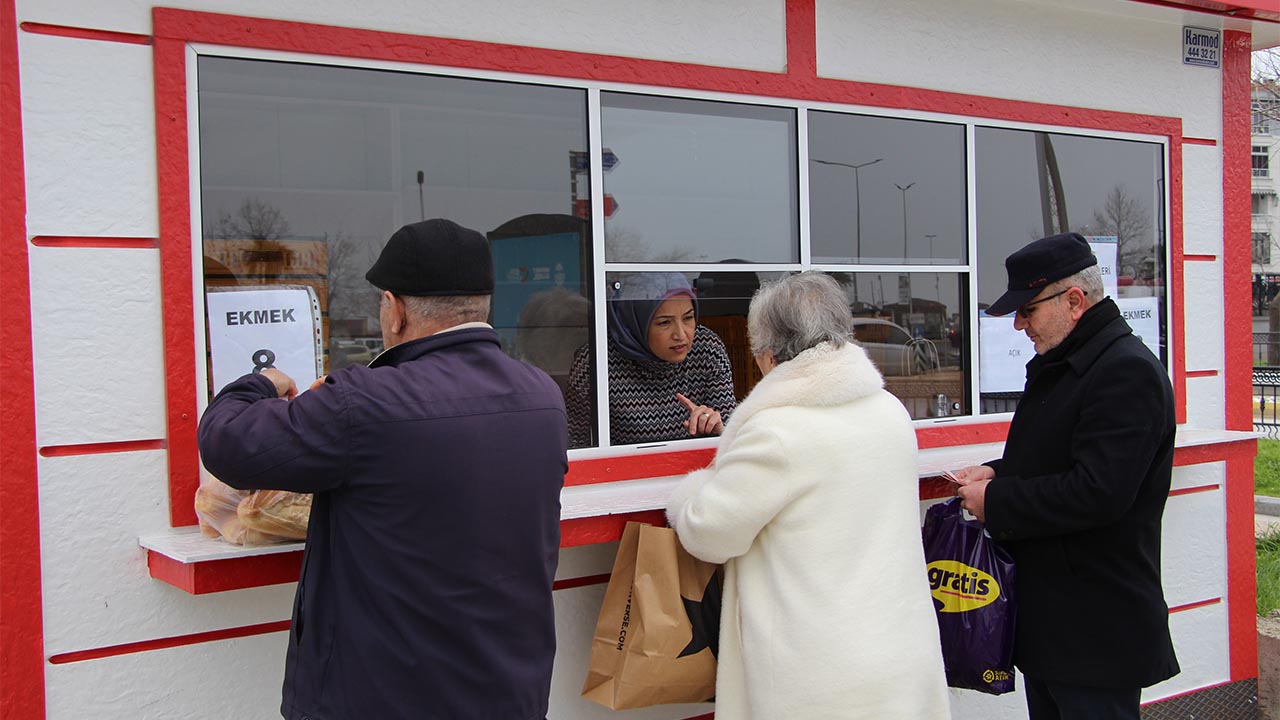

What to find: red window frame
left=152, top=5, right=1188, bottom=527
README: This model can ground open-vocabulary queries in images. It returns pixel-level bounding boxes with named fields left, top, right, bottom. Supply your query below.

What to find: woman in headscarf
left=565, top=272, right=736, bottom=447
left=666, top=271, right=951, bottom=720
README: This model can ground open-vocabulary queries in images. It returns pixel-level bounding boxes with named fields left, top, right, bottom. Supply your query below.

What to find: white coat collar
left=718, top=341, right=884, bottom=448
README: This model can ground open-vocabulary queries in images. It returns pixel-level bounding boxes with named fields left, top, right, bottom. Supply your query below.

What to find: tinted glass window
left=832, top=272, right=970, bottom=419
left=198, top=56, right=597, bottom=436
left=600, top=93, right=798, bottom=263
left=808, top=112, right=967, bottom=265
left=975, top=128, right=1166, bottom=412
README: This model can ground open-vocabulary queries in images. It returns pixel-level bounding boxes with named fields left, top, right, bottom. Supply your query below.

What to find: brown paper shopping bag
left=581, top=521, right=721, bottom=710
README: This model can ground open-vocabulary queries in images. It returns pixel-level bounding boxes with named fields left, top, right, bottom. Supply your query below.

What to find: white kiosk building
left=1, top=0, right=1274, bottom=717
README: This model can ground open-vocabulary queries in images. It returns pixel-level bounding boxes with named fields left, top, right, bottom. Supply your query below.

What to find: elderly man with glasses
left=952, top=232, right=1178, bottom=720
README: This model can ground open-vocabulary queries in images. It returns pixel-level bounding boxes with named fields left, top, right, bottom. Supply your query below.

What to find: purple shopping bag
left=922, top=497, right=1017, bottom=695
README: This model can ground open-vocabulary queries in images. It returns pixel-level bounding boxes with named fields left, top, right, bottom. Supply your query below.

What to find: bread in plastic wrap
left=195, top=474, right=310, bottom=546
left=237, top=490, right=311, bottom=540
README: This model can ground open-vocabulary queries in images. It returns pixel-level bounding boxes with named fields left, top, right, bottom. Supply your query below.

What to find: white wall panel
left=15, top=0, right=786, bottom=72
left=29, top=247, right=167, bottom=446
left=1161, top=489, right=1226, bottom=608
left=38, top=452, right=295, bottom=655
left=1143, top=602, right=1231, bottom=702
left=1171, top=460, right=1224, bottom=493
left=1183, top=145, right=1224, bottom=257
left=44, top=632, right=287, bottom=720
left=19, top=34, right=157, bottom=238
left=1185, top=374, right=1226, bottom=430
left=1183, top=259, right=1225, bottom=372
left=816, top=0, right=1221, bottom=137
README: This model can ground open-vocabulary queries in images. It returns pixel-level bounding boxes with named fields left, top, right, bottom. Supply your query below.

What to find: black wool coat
left=984, top=298, right=1180, bottom=689
left=198, top=327, right=567, bottom=720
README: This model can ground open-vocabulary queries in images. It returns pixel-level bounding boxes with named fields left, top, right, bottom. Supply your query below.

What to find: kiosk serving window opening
left=194, top=53, right=1172, bottom=452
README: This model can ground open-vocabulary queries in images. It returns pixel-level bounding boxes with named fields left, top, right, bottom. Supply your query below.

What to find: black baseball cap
left=987, top=232, right=1098, bottom=316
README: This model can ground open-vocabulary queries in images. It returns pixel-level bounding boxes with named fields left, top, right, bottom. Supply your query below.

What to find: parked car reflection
left=850, top=317, right=940, bottom=376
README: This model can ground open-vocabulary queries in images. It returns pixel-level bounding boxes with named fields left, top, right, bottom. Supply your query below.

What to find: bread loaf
left=237, top=490, right=311, bottom=540
left=218, top=515, right=276, bottom=546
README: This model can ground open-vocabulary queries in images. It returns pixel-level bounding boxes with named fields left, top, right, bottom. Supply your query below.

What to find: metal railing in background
left=1254, top=335, right=1280, bottom=438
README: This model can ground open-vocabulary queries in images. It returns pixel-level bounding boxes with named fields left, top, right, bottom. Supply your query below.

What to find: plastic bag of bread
left=237, top=490, right=311, bottom=540
left=195, top=472, right=310, bottom=546
left=194, top=476, right=247, bottom=540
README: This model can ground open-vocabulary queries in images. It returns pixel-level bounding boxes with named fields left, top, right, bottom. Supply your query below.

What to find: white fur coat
left=666, top=342, right=951, bottom=719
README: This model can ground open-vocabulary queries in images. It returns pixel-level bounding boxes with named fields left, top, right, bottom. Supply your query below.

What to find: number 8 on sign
left=252, top=348, right=277, bottom=373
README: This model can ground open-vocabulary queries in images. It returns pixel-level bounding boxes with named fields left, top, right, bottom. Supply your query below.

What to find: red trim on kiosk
left=785, top=0, right=816, bottom=79
left=1184, top=254, right=1218, bottom=262
left=1222, top=31, right=1258, bottom=683
left=1185, top=369, right=1219, bottom=378
left=1223, top=30, right=1254, bottom=435
left=1169, top=597, right=1222, bottom=613
left=48, top=620, right=291, bottom=665
left=19, top=21, right=151, bottom=45
left=147, top=549, right=304, bottom=595
left=30, top=235, right=159, bottom=249
left=1169, top=484, right=1221, bottom=497
left=1183, top=137, right=1219, bottom=146
left=1172, top=438, right=1256, bottom=467
left=154, top=33, right=202, bottom=527
left=567, top=450, right=714, bottom=487
left=39, top=439, right=165, bottom=457
left=1170, top=137, right=1188, bottom=425
left=0, top=0, right=46, bottom=714
left=1128, top=0, right=1280, bottom=23
left=561, top=510, right=668, bottom=548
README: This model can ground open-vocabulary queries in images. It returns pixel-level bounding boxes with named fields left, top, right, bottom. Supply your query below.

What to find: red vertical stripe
left=1170, top=137, right=1188, bottom=424
left=1223, top=30, right=1253, bottom=433
left=0, top=0, right=47, bottom=715
left=785, top=0, right=816, bottom=79
left=1227, top=451, right=1259, bottom=680
left=153, top=32, right=200, bottom=527
left=1222, top=29, right=1257, bottom=683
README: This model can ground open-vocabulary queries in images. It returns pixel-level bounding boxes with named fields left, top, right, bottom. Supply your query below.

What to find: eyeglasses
left=1016, top=288, right=1084, bottom=319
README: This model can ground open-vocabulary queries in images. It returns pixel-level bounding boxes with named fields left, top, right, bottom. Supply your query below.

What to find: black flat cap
left=986, top=232, right=1098, bottom=317
left=365, top=219, right=494, bottom=296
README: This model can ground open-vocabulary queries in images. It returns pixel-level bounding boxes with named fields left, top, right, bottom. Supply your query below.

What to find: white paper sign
left=1116, top=297, right=1162, bottom=360
left=1087, top=236, right=1119, bottom=300
left=207, top=286, right=322, bottom=395
left=979, top=315, right=1034, bottom=393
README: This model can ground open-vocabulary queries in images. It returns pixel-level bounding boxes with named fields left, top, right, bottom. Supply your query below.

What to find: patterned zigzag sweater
left=567, top=325, right=737, bottom=447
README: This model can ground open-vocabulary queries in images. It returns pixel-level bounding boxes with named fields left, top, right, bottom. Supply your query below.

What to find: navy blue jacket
left=984, top=299, right=1179, bottom=688
left=198, top=327, right=567, bottom=720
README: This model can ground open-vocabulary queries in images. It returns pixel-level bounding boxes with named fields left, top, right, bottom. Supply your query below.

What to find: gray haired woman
left=666, top=271, right=951, bottom=719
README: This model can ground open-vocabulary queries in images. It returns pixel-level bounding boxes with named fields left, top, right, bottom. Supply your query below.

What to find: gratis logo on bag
left=922, top=497, right=1017, bottom=695
left=581, top=521, right=722, bottom=710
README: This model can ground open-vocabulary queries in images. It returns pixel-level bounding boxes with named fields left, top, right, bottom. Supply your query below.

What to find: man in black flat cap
left=952, top=232, right=1178, bottom=719
left=198, top=219, right=567, bottom=720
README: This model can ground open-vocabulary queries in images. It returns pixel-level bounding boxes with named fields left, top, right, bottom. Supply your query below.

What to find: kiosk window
left=599, top=93, right=798, bottom=263
left=197, top=56, right=597, bottom=436
left=833, top=272, right=970, bottom=420
left=193, top=54, right=1174, bottom=446
left=975, top=128, right=1167, bottom=413
left=808, top=112, right=968, bottom=265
